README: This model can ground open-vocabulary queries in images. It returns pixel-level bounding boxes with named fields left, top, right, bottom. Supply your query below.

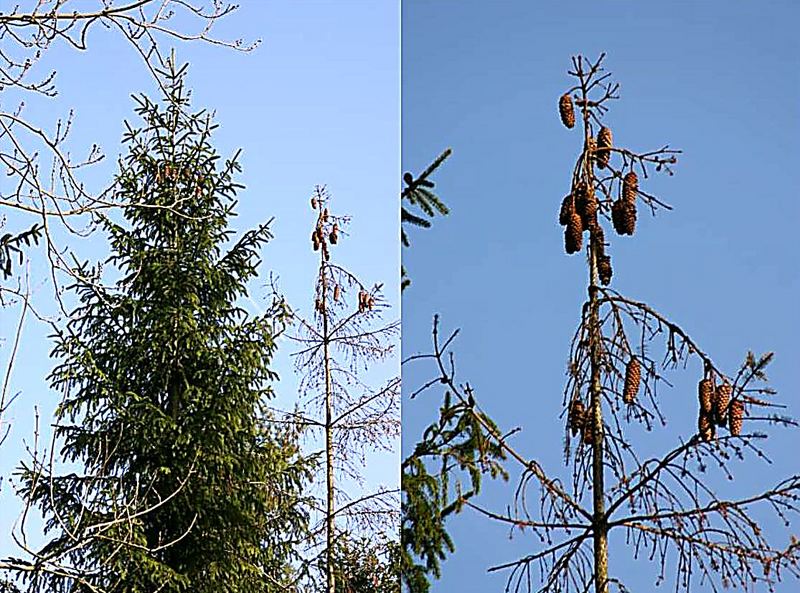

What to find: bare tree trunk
left=581, top=91, right=609, bottom=593
left=321, top=258, right=336, bottom=593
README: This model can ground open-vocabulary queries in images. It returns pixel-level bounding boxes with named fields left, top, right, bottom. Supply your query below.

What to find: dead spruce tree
left=404, top=54, right=800, bottom=593
left=287, top=186, right=400, bottom=593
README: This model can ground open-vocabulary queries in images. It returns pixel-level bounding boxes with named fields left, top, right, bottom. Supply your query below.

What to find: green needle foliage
left=401, top=149, right=451, bottom=290
left=12, top=63, right=311, bottom=592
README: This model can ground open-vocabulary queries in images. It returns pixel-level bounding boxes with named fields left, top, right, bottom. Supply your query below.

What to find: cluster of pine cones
left=568, top=398, right=593, bottom=445
left=559, top=181, right=613, bottom=285
left=698, top=376, right=743, bottom=441
left=558, top=94, right=644, bottom=286
left=358, top=289, right=375, bottom=313
left=310, top=201, right=339, bottom=262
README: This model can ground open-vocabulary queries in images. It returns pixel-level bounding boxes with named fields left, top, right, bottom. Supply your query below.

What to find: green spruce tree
left=11, top=63, right=310, bottom=593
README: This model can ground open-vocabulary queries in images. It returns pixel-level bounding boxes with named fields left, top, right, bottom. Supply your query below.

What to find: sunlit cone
left=729, top=400, right=744, bottom=436
left=323, top=208, right=329, bottom=221
left=577, top=184, right=598, bottom=228
left=598, top=254, right=613, bottom=286
left=713, top=382, right=732, bottom=427
left=698, top=378, right=714, bottom=415
left=623, top=358, right=641, bottom=404
left=559, top=194, right=574, bottom=226
left=311, top=197, right=318, bottom=209
left=559, top=93, right=575, bottom=129
left=330, top=223, right=339, bottom=245
left=367, top=296, right=375, bottom=310
left=596, top=126, right=613, bottom=169
left=698, top=410, right=715, bottom=442
left=312, top=231, right=320, bottom=251
left=565, top=212, right=583, bottom=254
left=569, top=399, right=586, bottom=436
left=333, top=284, right=341, bottom=301
left=622, top=171, right=638, bottom=203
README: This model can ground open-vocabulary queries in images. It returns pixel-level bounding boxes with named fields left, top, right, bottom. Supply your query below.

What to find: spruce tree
left=12, top=63, right=310, bottom=592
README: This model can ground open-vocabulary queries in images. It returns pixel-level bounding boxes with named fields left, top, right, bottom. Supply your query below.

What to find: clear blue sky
left=1, top=0, right=399, bottom=557
left=402, top=2, right=799, bottom=592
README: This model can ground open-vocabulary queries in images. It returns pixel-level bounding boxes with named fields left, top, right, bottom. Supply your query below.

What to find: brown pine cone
left=311, top=197, right=318, bottom=210
left=559, top=93, right=575, bottom=129
left=559, top=194, right=574, bottom=226
left=596, top=126, right=613, bottom=169
left=729, top=400, right=744, bottom=436
left=713, top=382, right=732, bottom=427
left=569, top=399, right=586, bottom=436
left=598, top=254, right=613, bottom=285
left=330, top=223, right=339, bottom=245
left=623, top=358, right=641, bottom=404
left=698, top=411, right=716, bottom=442
left=612, top=200, right=636, bottom=236
left=333, top=284, right=341, bottom=301
left=580, top=186, right=598, bottom=228
left=622, top=171, right=638, bottom=203
left=312, top=230, right=320, bottom=251
left=565, top=212, right=584, bottom=254
left=698, top=378, right=714, bottom=415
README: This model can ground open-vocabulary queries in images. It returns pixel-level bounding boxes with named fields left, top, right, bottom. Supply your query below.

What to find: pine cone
left=311, top=197, right=318, bottom=209
left=330, top=223, right=339, bottom=245
left=333, top=284, right=341, bottom=301
left=559, top=93, right=575, bottom=129
left=713, top=382, right=732, bottom=427
left=729, top=400, right=744, bottom=436
left=559, top=194, right=574, bottom=226
left=565, top=212, right=583, bottom=254
left=612, top=200, right=636, bottom=236
left=623, top=358, right=641, bottom=404
left=622, top=171, right=638, bottom=203
left=312, top=230, right=320, bottom=251
left=596, top=127, right=613, bottom=169
left=569, top=399, right=586, bottom=436
left=598, top=254, right=613, bottom=285
left=698, top=378, right=714, bottom=415
left=578, top=185, right=598, bottom=228
left=698, top=410, right=716, bottom=442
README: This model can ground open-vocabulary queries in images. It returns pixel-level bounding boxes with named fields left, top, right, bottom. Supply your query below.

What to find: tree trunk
left=321, top=258, right=336, bottom=593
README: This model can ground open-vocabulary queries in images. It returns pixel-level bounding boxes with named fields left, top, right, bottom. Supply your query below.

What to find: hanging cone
left=713, top=382, right=732, bottom=427
left=729, top=400, right=744, bottom=436
left=559, top=93, right=575, bottom=129
left=357, top=290, right=366, bottom=313
left=612, top=200, right=636, bottom=236
left=623, top=358, right=641, bottom=404
left=367, top=296, right=375, bottom=310
left=333, top=284, right=341, bottom=301
left=698, top=378, right=714, bottom=415
left=312, top=230, right=320, bottom=251
left=596, top=126, right=613, bottom=169
left=559, top=194, right=574, bottom=226
left=577, top=184, right=598, bottom=228
left=569, top=399, right=586, bottom=436
left=565, top=212, right=583, bottom=254
left=598, top=254, right=613, bottom=286
left=622, top=171, right=638, bottom=203
left=698, top=410, right=715, bottom=442
left=322, top=208, right=329, bottom=221
left=311, top=197, right=318, bottom=209
left=330, top=223, right=339, bottom=245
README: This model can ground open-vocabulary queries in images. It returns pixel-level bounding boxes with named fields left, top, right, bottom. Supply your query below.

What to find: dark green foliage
left=13, top=64, right=310, bottom=593
left=401, top=320, right=507, bottom=593
left=0, top=224, right=42, bottom=280
left=321, top=533, right=400, bottom=593
left=401, top=149, right=451, bottom=290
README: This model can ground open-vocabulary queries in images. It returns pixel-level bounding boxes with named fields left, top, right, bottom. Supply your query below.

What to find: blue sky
left=1, top=0, right=399, bottom=559
left=402, top=2, right=799, bottom=592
